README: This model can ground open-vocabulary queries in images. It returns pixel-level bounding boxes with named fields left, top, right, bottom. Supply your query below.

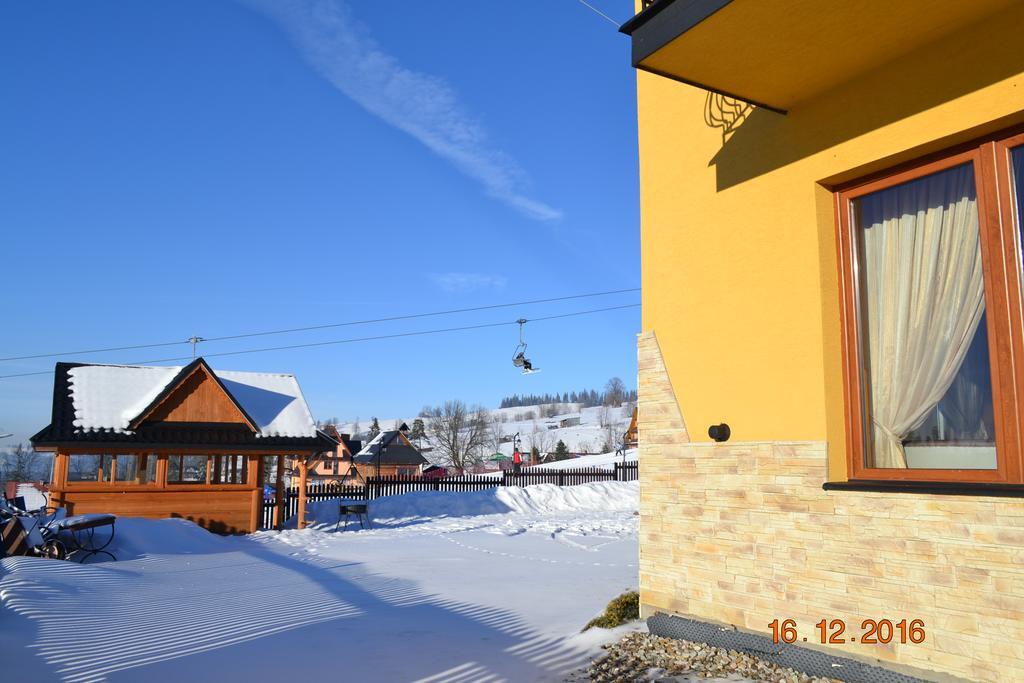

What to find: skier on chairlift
left=512, top=319, right=538, bottom=374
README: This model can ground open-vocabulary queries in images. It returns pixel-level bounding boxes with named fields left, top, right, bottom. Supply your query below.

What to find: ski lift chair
left=512, top=319, right=539, bottom=374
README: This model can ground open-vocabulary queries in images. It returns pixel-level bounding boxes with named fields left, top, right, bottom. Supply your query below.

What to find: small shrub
left=583, top=591, right=640, bottom=631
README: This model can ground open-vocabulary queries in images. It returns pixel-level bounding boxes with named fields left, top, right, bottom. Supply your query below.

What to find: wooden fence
left=260, top=461, right=639, bottom=529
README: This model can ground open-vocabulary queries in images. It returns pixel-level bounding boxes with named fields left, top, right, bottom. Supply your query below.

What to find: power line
left=574, top=0, right=621, bottom=26
left=0, top=287, right=640, bottom=363
left=0, top=303, right=640, bottom=380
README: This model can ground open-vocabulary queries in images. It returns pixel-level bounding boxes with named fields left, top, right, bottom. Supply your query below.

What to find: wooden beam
left=297, top=458, right=309, bottom=530
left=274, top=455, right=284, bottom=530
left=156, top=455, right=168, bottom=489
left=53, top=450, right=68, bottom=489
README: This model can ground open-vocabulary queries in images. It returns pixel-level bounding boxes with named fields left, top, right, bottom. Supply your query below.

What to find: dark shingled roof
left=352, top=431, right=428, bottom=466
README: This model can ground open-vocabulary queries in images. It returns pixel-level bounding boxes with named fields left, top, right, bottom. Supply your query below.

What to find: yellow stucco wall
left=637, top=2, right=1024, bottom=480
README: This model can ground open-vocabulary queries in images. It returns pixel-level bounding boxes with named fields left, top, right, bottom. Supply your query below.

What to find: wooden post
left=156, top=455, right=168, bottom=489
left=274, top=455, right=284, bottom=530
left=297, top=458, right=309, bottom=530
left=51, top=450, right=68, bottom=510
left=248, top=455, right=264, bottom=533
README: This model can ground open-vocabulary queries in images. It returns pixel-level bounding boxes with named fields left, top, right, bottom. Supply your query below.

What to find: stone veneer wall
left=637, top=332, right=1024, bottom=682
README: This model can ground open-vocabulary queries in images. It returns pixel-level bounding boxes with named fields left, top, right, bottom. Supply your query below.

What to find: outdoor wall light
left=708, top=423, right=731, bottom=442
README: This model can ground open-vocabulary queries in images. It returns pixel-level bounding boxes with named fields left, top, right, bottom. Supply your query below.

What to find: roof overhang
left=620, top=0, right=1019, bottom=112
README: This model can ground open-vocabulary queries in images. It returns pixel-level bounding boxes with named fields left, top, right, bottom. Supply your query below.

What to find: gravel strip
left=578, top=632, right=842, bottom=683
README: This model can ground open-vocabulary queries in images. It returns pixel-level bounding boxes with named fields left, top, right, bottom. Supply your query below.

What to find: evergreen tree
left=553, top=440, right=570, bottom=461
left=409, top=418, right=426, bottom=445
left=369, top=417, right=381, bottom=439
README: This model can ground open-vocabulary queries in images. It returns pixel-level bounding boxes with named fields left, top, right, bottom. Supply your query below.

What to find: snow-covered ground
left=529, top=449, right=636, bottom=471
left=474, top=449, right=637, bottom=478
left=1, top=481, right=641, bottom=682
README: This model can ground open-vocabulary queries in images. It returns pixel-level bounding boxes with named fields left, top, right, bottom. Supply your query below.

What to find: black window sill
left=823, top=480, right=1024, bottom=498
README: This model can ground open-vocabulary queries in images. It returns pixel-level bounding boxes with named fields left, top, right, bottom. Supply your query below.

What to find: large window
left=211, top=455, right=248, bottom=485
left=167, top=455, right=210, bottom=484
left=167, top=455, right=248, bottom=485
left=837, top=130, right=1024, bottom=483
left=66, top=454, right=156, bottom=484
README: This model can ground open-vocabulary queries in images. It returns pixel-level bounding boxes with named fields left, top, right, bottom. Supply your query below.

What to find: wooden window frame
left=166, top=454, right=213, bottom=485
left=65, top=452, right=155, bottom=487
left=835, top=128, right=1024, bottom=484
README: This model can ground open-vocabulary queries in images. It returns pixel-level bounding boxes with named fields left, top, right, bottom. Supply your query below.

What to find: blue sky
left=0, top=0, right=639, bottom=445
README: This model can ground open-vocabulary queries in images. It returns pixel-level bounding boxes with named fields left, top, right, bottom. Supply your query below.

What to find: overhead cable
left=0, top=303, right=640, bottom=380
left=0, top=287, right=640, bottom=363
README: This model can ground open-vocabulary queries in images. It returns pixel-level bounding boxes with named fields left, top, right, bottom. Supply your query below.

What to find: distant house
left=351, top=429, right=428, bottom=479
left=294, top=425, right=362, bottom=484
left=421, top=464, right=448, bottom=479
left=31, top=358, right=336, bottom=533
left=559, top=416, right=581, bottom=428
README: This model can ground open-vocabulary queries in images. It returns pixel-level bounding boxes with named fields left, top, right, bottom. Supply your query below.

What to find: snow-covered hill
left=331, top=402, right=633, bottom=467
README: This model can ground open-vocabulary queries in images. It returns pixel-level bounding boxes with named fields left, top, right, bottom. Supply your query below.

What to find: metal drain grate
left=647, top=613, right=932, bottom=683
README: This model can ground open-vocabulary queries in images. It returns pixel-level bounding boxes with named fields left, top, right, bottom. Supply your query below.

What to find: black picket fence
left=260, top=461, right=639, bottom=529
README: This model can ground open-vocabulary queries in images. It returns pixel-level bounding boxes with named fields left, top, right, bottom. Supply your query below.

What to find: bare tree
left=527, top=419, right=553, bottom=459
left=1, top=443, right=40, bottom=483
left=486, top=412, right=506, bottom=454
left=604, top=377, right=627, bottom=407
left=425, top=401, right=490, bottom=474
left=603, top=423, right=619, bottom=453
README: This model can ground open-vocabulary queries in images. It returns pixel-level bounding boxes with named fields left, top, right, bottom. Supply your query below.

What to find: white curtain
left=859, top=163, right=986, bottom=468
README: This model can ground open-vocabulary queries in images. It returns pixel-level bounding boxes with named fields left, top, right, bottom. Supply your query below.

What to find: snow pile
left=305, top=480, right=638, bottom=526
left=529, top=449, right=637, bottom=471
left=108, top=517, right=241, bottom=560
left=496, top=480, right=637, bottom=514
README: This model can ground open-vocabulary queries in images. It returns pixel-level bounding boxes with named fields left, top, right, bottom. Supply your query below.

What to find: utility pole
left=187, top=336, right=205, bottom=359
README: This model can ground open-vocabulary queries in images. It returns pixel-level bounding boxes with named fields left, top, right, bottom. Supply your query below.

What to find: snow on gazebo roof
left=64, top=360, right=318, bottom=438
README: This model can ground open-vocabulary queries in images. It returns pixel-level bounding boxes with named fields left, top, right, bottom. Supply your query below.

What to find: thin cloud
left=241, top=0, right=562, bottom=222
left=430, top=272, right=509, bottom=293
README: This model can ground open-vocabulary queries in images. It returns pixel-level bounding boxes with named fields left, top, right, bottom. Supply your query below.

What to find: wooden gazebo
left=32, top=358, right=336, bottom=533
